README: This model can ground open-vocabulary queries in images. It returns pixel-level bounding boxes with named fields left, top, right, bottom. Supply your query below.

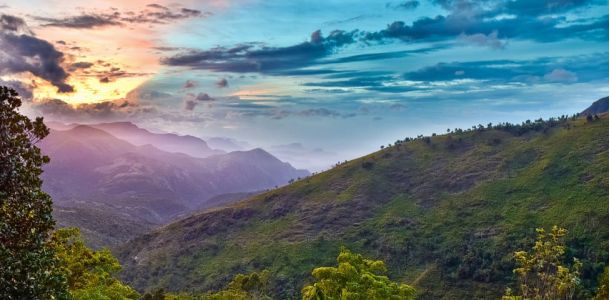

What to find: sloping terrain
left=581, top=96, right=609, bottom=116
left=53, top=202, right=155, bottom=249
left=90, top=122, right=225, bottom=158
left=118, top=114, right=608, bottom=299
left=40, top=125, right=308, bottom=246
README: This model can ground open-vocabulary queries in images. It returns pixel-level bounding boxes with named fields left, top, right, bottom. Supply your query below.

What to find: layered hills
left=40, top=123, right=308, bottom=247
left=117, top=112, right=608, bottom=299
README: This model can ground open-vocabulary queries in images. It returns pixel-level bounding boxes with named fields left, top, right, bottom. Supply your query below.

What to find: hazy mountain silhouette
left=90, top=122, right=225, bottom=158
left=39, top=124, right=308, bottom=246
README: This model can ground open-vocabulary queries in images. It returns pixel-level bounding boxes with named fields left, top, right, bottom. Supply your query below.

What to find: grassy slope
left=118, top=116, right=608, bottom=299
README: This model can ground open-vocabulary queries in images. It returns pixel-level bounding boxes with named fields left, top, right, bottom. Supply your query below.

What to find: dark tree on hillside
left=0, top=87, right=68, bottom=299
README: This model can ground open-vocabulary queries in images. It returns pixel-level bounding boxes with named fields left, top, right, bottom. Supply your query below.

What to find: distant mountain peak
left=69, top=124, right=117, bottom=137
left=89, top=122, right=224, bottom=158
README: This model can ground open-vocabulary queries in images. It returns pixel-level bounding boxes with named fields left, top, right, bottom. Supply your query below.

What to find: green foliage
left=503, top=226, right=582, bottom=300
left=0, top=87, right=68, bottom=299
left=204, top=270, right=272, bottom=300
left=142, top=289, right=168, bottom=300
left=301, top=247, right=415, bottom=300
left=50, top=227, right=139, bottom=300
left=593, top=267, right=608, bottom=300
left=119, top=114, right=608, bottom=299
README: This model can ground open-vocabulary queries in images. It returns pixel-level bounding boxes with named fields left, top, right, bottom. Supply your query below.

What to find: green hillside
left=118, top=114, right=609, bottom=299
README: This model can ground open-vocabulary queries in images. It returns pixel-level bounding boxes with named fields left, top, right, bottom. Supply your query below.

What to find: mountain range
left=41, top=122, right=309, bottom=247
left=116, top=101, right=608, bottom=299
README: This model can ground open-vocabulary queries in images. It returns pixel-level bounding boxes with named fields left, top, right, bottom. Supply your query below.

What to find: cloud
left=160, top=1, right=606, bottom=77
left=69, top=61, right=94, bottom=70
left=459, top=30, right=506, bottom=49
left=215, top=78, right=228, bottom=88
left=162, top=29, right=358, bottom=73
left=33, top=98, right=144, bottom=120
left=36, top=14, right=121, bottom=29
left=0, top=14, right=73, bottom=92
left=302, top=53, right=605, bottom=93
left=183, top=92, right=215, bottom=110
left=386, top=1, right=420, bottom=10
left=303, top=75, right=395, bottom=90
left=0, top=14, right=31, bottom=33
left=0, top=79, right=33, bottom=100
left=401, top=56, right=598, bottom=85
left=362, top=1, right=606, bottom=43
left=544, top=68, right=578, bottom=83
left=35, top=5, right=206, bottom=29
left=184, top=99, right=197, bottom=110
left=195, top=92, right=214, bottom=101
left=90, top=66, right=150, bottom=83
left=183, top=80, right=196, bottom=88
left=268, top=108, right=356, bottom=120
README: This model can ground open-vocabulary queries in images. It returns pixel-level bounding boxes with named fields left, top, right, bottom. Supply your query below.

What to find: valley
left=113, top=106, right=608, bottom=299
left=41, top=122, right=308, bottom=247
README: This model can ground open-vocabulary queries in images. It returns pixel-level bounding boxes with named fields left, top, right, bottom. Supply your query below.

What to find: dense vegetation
left=503, top=226, right=582, bottom=300
left=119, top=106, right=608, bottom=299
left=0, top=87, right=68, bottom=298
left=1, top=87, right=607, bottom=299
left=0, top=87, right=143, bottom=299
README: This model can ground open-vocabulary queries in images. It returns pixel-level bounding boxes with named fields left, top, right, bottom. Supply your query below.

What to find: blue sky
left=1, top=0, right=608, bottom=170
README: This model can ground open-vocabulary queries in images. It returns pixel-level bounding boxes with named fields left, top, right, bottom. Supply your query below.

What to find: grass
left=117, top=115, right=608, bottom=299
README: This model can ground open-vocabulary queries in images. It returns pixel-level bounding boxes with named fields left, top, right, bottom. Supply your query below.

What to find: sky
left=0, top=0, right=608, bottom=171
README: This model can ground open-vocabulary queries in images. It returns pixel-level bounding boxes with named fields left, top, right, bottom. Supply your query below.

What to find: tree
left=204, top=270, right=272, bottom=300
left=302, top=247, right=415, bottom=300
left=142, top=289, right=167, bottom=300
left=0, top=87, right=68, bottom=299
left=503, top=226, right=582, bottom=300
left=593, top=267, right=608, bottom=300
left=49, top=227, right=139, bottom=299
left=586, top=114, right=594, bottom=122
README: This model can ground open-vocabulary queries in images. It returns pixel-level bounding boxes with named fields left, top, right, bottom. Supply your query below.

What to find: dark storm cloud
left=0, top=15, right=73, bottom=92
left=35, top=5, right=206, bottom=29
